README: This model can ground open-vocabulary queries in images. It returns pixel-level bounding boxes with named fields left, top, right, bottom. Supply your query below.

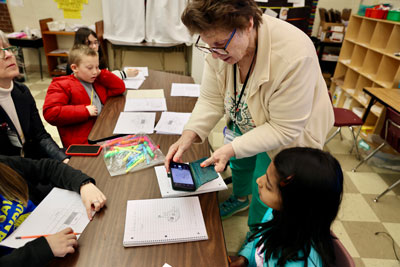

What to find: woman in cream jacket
left=165, top=0, right=334, bottom=228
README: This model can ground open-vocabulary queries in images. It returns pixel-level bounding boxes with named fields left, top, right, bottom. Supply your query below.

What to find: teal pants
left=228, top=124, right=271, bottom=228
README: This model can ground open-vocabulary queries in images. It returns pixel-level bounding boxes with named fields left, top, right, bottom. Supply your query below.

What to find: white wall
left=7, top=0, right=102, bottom=70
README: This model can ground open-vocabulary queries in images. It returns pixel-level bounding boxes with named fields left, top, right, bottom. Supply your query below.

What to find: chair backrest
left=332, top=233, right=355, bottom=267
left=381, top=107, right=400, bottom=153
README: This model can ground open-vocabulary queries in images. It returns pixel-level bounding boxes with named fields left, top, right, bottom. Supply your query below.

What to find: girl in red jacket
left=43, top=45, right=126, bottom=148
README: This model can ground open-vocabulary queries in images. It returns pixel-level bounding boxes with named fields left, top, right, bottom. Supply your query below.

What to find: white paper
left=0, top=188, right=90, bottom=249
left=170, top=83, right=200, bottom=97
left=124, top=98, right=167, bottom=112
left=162, top=264, right=173, bottom=267
left=127, top=89, right=165, bottom=99
left=123, top=197, right=208, bottom=247
left=124, top=66, right=149, bottom=77
left=287, top=0, right=301, bottom=3
left=154, top=112, right=191, bottom=135
left=155, top=166, right=227, bottom=198
left=264, top=8, right=278, bottom=18
left=293, top=0, right=305, bottom=8
left=124, top=79, right=145, bottom=90
left=113, top=112, right=156, bottom=134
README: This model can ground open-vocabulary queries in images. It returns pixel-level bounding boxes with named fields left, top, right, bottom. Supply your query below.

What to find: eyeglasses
left=0, top=46, right=18, bottom=59
left=195, top=28, right=236, bottom=55
left=85, top=40, right=99, bottom=46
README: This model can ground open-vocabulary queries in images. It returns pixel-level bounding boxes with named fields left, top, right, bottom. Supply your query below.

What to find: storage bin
left=387, top=10, right=400, bottom=21
left=366, top=8, right=388, bottom=19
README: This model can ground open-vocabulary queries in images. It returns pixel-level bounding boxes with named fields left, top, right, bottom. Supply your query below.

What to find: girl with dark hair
left=0, top=155, right=106, bottom=266
left=66, top=27, right=138, bottom=79
left=231, top=147, right=343, bottom=267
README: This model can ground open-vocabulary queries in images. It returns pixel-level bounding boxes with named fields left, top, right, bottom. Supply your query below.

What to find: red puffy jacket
left=43, top=69, right=125, bottom=147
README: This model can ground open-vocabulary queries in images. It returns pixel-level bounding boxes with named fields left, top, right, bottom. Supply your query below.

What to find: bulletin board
left=256, top=0, right=319, bottom=36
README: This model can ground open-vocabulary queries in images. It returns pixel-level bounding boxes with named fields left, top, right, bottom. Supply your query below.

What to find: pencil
left=90, top=88, right=94, bottom=105
left=15, top=232, right=81, bottom=239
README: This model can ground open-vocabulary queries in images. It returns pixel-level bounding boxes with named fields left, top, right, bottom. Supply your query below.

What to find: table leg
left=362, top=97, right=376, bottom=122
left=38, top=48, right=43, bottom=80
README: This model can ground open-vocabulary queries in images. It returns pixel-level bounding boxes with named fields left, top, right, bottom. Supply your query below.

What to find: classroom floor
left=26, top=70, right=400, bottom=267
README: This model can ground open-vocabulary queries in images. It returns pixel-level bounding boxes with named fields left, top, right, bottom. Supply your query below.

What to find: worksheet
left=170, top=83, right=200, bottom=97
left=113, top=112, right=156, bottom=134
left=0, top=188, right=91, bottom=249
left=124, top=98, right=167, bottom=112
left=124, top=79, right=145, bottom=90
left=154, top=112, right=191, bottom=135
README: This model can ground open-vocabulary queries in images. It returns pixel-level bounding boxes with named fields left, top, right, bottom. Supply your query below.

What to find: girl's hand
left=45, top=228, right=78, bottom=257
left=201, top=143, right=235, bottom=172
left=164, top=130, right=199, bottom=172
left=230, top=256, right=249, bottom=267
left=80, top=182, right=107, bottom=220
left=86, top=105, right=98, bottom=116
left=126, top=68, right=139, bottom=78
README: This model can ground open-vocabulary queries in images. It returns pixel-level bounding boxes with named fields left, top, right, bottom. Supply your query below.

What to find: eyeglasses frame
left=195, top=28, right=237, bottom=55
left=0, top=46, right=18, bottom=60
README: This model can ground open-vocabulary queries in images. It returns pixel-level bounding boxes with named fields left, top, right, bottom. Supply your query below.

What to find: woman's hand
left=62, top=158, right=70, bottom=164
left=164, top=130, right=200, bottom=172
left=45, top=228, right=78, bottom=257
left=86, top=105, right=98, bottom=116
left=230, top=256, right=249, bottom=267
left=80, top=182, right=107, bottom=220
left=201, top=143, right=235, bottom=172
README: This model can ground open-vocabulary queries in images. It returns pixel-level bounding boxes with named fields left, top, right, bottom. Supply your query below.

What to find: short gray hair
left=0, top=30, right=9, bottom=46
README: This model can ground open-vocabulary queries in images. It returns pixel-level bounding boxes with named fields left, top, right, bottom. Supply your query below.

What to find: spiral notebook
left=123, top=197, right=208, bottom=247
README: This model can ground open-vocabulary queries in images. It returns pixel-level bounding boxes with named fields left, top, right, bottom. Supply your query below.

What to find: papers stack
left=170, top=83, right=200, bottom=97
left=113, top=112, right=156, bottom=134
left=154, top=112, right=191, bottom=135
left=124, top=89, right=167, bottom=112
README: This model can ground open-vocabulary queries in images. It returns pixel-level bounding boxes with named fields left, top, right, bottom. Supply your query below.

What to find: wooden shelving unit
left=331, top=15, right=400, bottom=134
left=39, top=18, right=105, bottom=77
left=39, top=18, right=75, bottom=76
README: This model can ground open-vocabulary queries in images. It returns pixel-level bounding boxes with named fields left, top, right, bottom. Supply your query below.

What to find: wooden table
left=51, top=70, right=228, bottom=267
left=362, top=87, right=400, bottom=122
